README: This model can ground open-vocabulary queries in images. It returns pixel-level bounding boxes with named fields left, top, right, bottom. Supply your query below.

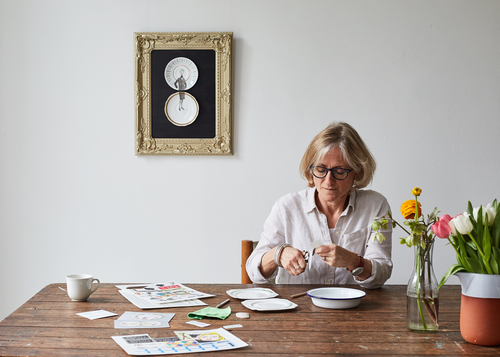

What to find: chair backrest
left=241, top=240, right=257, bottom=284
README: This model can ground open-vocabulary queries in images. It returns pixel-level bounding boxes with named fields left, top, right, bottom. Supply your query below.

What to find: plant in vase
left=371, top=187, right=440, bottom=331
left=435, top=200, right=500, bottom=346
left=437, top=200, right=500, bottom=283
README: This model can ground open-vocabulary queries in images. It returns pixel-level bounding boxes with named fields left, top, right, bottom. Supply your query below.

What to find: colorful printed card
left=112, top=328, right=248, bottom=355
left=130, top=283, right=215, bottom=304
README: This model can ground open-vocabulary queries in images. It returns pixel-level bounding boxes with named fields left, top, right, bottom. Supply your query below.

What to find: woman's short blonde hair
left=299, top=122, right=376, bottom=190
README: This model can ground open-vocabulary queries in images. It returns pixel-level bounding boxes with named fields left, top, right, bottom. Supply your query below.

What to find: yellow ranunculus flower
left=400, top=200, right=422, bottom=220
left=412, top=187, right=422, bottom=196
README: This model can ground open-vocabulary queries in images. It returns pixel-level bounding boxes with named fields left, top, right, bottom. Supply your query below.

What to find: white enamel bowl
left=306, top=287, right=366, bottom=309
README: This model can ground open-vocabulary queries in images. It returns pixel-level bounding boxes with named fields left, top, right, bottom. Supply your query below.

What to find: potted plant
left=372, top=188, right=440, bottom=331
left=435, top=200, right=500, bottom=346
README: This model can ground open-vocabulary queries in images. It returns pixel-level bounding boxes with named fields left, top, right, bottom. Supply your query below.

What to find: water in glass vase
left=407, top=295, right=439, bottom=331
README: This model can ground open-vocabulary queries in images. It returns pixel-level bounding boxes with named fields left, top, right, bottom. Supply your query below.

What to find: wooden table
left=0, top=283, right=498, bottom=356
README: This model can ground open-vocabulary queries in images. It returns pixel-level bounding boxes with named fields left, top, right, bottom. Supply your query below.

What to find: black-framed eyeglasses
left=309, top=165, right=353, bottom=180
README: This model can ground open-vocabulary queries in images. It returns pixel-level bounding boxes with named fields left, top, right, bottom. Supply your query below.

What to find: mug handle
left=90, top=278, right=100, bottom=294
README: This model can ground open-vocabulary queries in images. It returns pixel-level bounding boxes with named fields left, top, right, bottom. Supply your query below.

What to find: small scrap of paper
left=223, top=324, right=243, bottom=329
left=76, top=310, right=117, bottom=320
left=186, top=320, right=211, bottom=327
left=310, top=240, right=323, bottom=249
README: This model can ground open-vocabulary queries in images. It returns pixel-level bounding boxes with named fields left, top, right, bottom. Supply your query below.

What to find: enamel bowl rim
left=306, top=287, right=366, bottom=301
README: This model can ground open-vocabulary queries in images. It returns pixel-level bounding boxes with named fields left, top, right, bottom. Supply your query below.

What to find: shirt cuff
left=249, top=251, right=279, bottom=284
left=355, top=258, right=381, bottom=289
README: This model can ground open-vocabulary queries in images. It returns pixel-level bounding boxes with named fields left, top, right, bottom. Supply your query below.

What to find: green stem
left=393, top=219, right=411, bottom=235
left=421, top=243, right=438, bottom=324
left=412, top=195, right=427, bottom=329
left=415, top=245, right=427, bottom=330
left=447, top=237, right=465, bottom=266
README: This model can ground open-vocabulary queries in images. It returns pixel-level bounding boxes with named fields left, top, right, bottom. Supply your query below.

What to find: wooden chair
left=241, top=240, right=257, bottom=284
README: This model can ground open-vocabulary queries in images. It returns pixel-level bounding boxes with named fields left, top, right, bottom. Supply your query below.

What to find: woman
left=246, top=122, right=392, bottom=289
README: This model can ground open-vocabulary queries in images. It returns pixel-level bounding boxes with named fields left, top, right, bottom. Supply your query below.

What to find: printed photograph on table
left=134, top=32, right=233, bottom=155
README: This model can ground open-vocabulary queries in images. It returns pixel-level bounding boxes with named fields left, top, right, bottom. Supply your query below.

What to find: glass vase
left=406, top=243, right=439, bottom=331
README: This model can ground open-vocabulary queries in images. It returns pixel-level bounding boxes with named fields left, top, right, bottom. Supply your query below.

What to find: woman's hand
left=259, top=245, right=307, bottom=278
left=279, top=247, right=307, bottom=276
left=314, top=244, right=372, bottom=280
left=314, top=244, right=359, bottom=269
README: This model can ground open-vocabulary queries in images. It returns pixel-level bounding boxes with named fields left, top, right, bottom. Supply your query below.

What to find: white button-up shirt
left=246, top=188, right=393, bottom=289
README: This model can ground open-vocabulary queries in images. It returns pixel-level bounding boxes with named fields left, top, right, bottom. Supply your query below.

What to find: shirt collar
left=305, top=187, right=358, bottom=214
left=305, top=187, right=317, bottom=213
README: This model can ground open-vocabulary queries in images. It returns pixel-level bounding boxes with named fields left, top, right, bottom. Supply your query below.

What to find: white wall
left=1, top=0, right=499, bottom=321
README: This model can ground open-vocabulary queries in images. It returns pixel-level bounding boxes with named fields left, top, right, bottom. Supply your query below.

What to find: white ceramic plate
left=164, top=92, right=199, bottom=126
left=307, top=287, right=366, bottom=309
left=226, top=288, right=278, bottom=300
left=164, top=57, right=199, bottom=90
left=241, top=298, right=298, bottom=311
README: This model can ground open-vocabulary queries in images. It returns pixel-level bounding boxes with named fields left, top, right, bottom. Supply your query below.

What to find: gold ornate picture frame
left=134, top=32, right=233, bottom=155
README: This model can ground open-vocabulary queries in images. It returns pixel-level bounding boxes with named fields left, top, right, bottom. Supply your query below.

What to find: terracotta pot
left=456, top=272, right=500, bottom=346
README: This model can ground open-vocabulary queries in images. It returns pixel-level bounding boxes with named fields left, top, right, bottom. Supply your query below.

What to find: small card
left=186, top=320, right=211, bottom=327
left=114, top=311, right=176, bottom=329
left=223, top=324, right=243, bottom=329
left=76, top=310, right=117, bottom=320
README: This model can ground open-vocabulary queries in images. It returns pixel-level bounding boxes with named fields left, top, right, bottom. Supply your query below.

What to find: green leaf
left=490, top=250, right=499, bottom=274
left=467, top=201, right=474, bottom=216
left=465, top=241, right=478, bottom=254
left=455, top=232, right=473, bottom=272
left=439, top=264, right=465, bottom=289
left=428, top=207, right=439, bottom=222
left=483, top=217, right=492, bottom=263
left=476, top=207, right=484, bottom=248
left=465, top=257, right=482, bottom=273
left=491, top=203, right=500, bottom=248
left=492, top=246, right=500, bottom=275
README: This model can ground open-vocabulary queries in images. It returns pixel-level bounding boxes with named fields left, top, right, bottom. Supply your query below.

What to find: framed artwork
left=134, top=32, right=233, bottom=155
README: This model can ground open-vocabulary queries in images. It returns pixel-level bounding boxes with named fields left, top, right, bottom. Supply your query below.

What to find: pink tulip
left=431, top=214, right=453, bottom=238
left=439, top=214, right=453, bottom=224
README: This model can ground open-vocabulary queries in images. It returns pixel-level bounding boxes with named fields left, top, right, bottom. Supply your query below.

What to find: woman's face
left=313, top=147, right=355, bottom=208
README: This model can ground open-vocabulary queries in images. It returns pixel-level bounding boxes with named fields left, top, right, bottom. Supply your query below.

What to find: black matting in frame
left=151, top=49, right=216, bottom=139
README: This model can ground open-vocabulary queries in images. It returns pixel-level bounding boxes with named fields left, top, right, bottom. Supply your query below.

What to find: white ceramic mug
left=66, top=274, right=100, bottom=301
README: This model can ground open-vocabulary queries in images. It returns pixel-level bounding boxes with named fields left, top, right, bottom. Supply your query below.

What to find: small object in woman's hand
left=303, top=250, right=311, bottom=263
left=310, top=240, right=323, bottom=250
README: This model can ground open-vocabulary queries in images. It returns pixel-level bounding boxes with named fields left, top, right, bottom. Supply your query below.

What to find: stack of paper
left=117, top=282, right=214, bottom=310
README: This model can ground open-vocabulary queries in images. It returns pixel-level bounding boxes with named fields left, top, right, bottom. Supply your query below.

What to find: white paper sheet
left=114, top=311, right=176, bottom=329
left=76, top=310, right=117, bottom=320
